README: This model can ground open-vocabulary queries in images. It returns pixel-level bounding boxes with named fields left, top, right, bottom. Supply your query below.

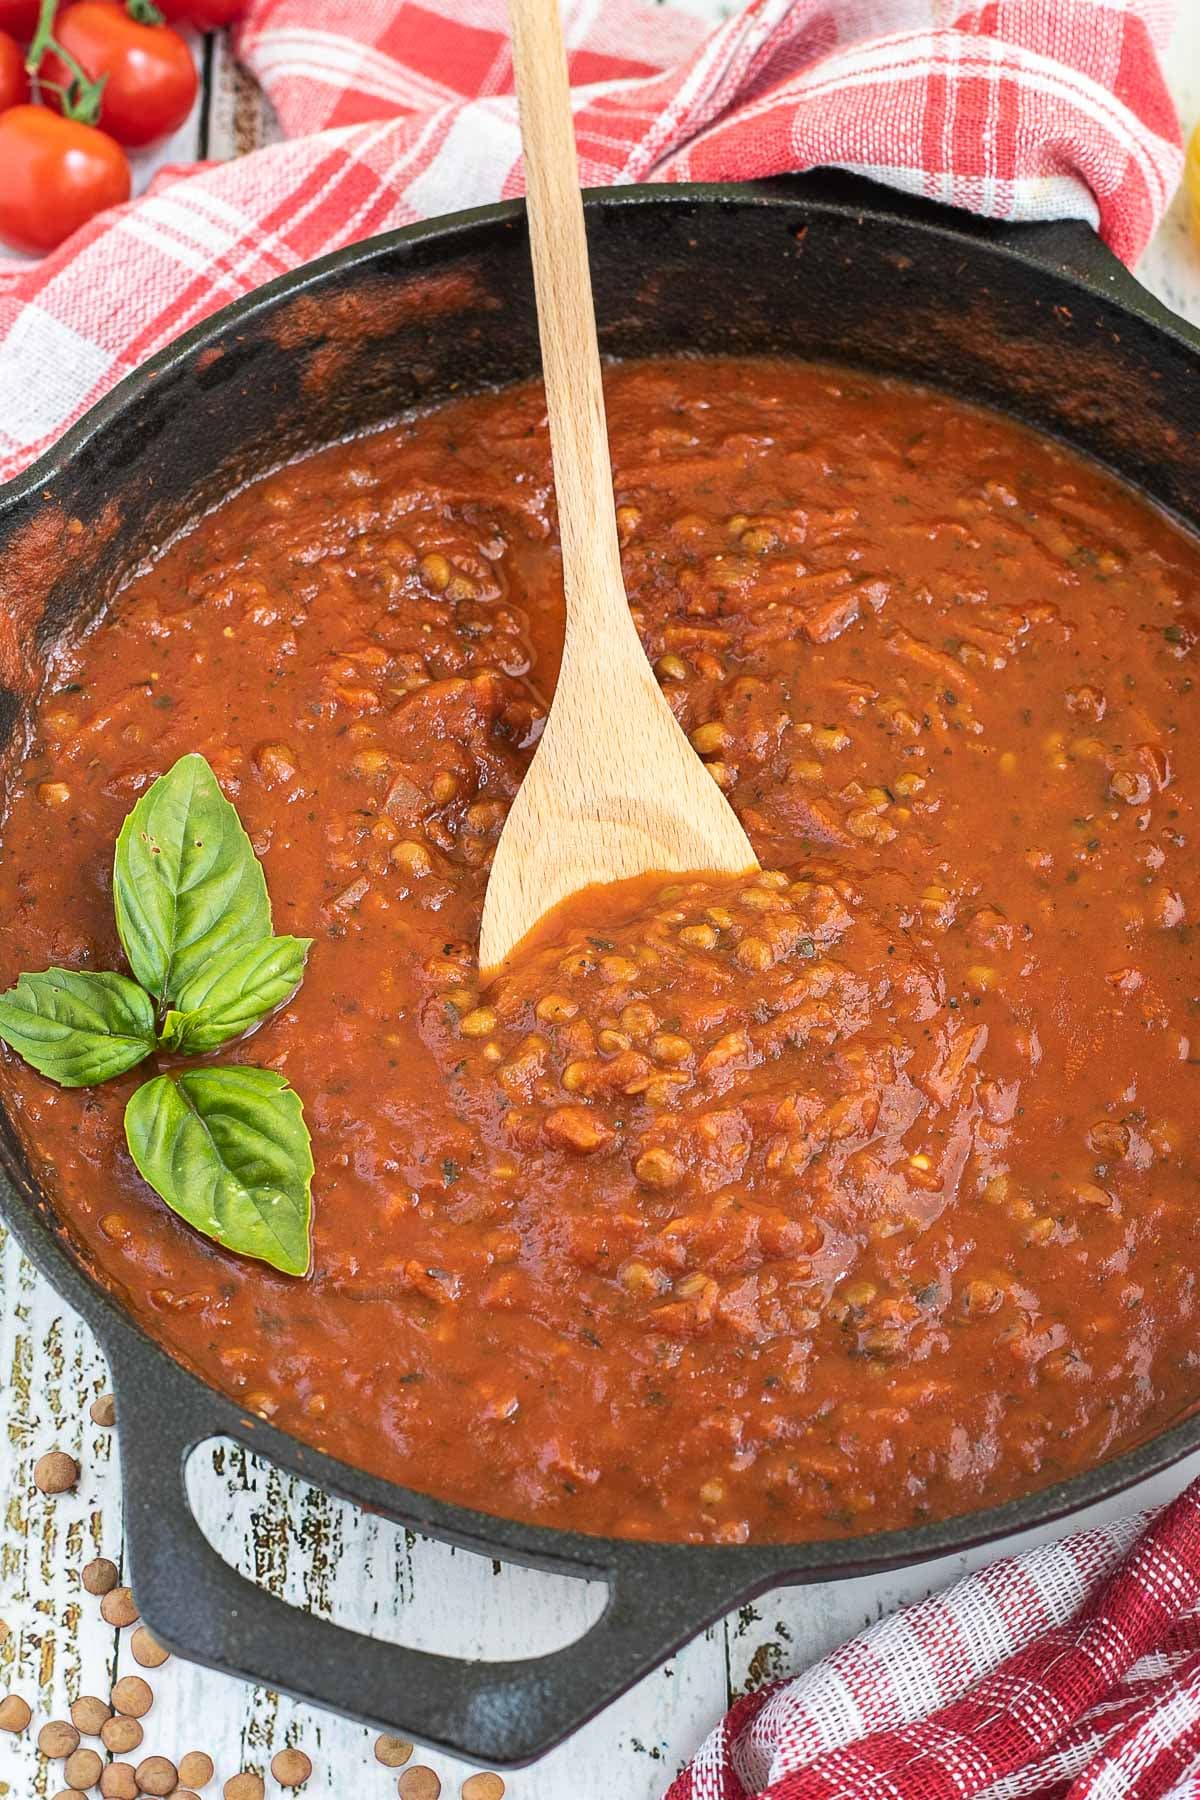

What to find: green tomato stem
left=25, top=0, right=109, bottom=126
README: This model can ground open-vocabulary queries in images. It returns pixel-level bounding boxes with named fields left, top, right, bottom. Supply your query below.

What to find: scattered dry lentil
left=223, top=1775, right=265, bottom=1800
left=270, top=1748, right=312, bottom=1788
left=130, top=1626, right=169, bottom=1668
left=398, top=1770, right=441, bottom=1800
left=99, top=1766, right=139, bottom=1800
left=38, top=1719, right=80, bottom=1758
left=34, top=1450, right=79, bottom=1494
left=135, top=1756, right=178, bottom=1796
left=64, top=1746, right=104, bottom=1790
left=374, top=1737, right=414, bottom=1768
left=82, top=1557, right=118, bottom=1596
left=70, top=1695, right=111, bottom=1736
left=101, top=1715, right=143, bottom=1753
left=110, top=1675, right=153, bottom=1718
left=101, top=1586, right=139, bottom=1627
left=461, top=1777, right=506, bottom=1800
left=0, top=1695, right=31, bottom=1733
left=177, top=1753, right=213, bottom=1788
left=89, top=1393, right=116, bottom=1427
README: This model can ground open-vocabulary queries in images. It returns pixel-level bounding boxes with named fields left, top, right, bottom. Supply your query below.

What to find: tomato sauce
left=3, top=357, right=1200, bottom=1545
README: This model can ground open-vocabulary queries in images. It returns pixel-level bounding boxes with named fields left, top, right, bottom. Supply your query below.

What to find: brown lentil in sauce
left=2, top=357, right=1200, bottom=1544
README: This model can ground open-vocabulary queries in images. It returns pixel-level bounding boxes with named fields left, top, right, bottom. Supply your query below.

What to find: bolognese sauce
left=2, top=357, right=1199, bottom=1544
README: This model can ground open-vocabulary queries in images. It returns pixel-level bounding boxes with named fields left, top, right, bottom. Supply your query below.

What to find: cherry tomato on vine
left=0, top=27, right=29, bottom=107
left=0, top=0, right=39, bottom=43
left=0, top=106, right=130, bottom=254
left=42, top=2, right=198, bottom=148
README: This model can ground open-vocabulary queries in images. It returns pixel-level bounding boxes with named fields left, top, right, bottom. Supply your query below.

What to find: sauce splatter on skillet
left=2, top=357, right=1199, bottom=1544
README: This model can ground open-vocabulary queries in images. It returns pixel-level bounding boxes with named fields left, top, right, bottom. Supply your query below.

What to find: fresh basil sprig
left=125, top=1067, right=314, bottom=1278
left=114, top=752, right=272, bottom=1004
left=159, top=934, right=312, bottom=1055
left=0, top=970, right=155, bottom=1087
left=0, top=754, right=314, bottom=1276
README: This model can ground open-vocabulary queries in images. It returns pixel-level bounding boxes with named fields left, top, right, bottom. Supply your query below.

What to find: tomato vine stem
left=24, top=0, right=108, bottom=124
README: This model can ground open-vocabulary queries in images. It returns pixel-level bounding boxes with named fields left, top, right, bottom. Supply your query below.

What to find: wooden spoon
left=478, top=0, right=757, bottom=976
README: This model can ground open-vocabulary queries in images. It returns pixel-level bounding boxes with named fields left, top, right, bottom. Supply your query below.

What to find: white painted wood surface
left=1, top=13, right=1199, bottom=1800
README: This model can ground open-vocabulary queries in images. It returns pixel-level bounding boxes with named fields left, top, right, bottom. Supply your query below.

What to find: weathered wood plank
left=205, top=26, right=279, bottom=158
left=0, top=1223, right=125, bottom=1799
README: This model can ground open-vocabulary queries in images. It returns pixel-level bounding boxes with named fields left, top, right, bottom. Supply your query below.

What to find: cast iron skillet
left=0, top=173, right=1199, bottom=1768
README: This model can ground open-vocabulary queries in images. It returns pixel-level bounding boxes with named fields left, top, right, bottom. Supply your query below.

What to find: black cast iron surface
left=0, top=173, right=1198, bottom=1766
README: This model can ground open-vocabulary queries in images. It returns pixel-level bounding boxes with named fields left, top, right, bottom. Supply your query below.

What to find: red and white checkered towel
left=0, top=3, right=1195, bottom=1794
left=0, top=0, right=1185, bottom=482
left=667, top=1483, right=1200, bottom=1800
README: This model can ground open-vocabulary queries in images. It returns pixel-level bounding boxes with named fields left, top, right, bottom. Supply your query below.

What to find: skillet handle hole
left=185, top=1436, right=608, bottom=1660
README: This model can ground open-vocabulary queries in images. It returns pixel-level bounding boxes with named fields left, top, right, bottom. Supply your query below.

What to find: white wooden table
left=2, top=15, right=1199, bottom=1800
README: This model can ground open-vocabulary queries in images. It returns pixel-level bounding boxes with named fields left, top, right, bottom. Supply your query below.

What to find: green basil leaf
left=0, top=969, right=155, bottom=1088
left=114, top=753, right=271, bottom=1005
left=124, top=1066, right=313, bottom=1276
left=159, top=936, right=313, bottom=1055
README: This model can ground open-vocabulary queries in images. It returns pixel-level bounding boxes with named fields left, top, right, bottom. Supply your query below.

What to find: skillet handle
left=110, top=1345, right=750, bottom=1767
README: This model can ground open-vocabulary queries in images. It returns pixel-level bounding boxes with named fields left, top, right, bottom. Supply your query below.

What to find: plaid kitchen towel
left=666, top=1482, right=1200, bottom=1800
left=0, top=0, right=1185, bottom=482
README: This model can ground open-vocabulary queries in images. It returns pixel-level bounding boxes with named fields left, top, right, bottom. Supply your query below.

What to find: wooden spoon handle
left=508, top=0, right=631, bottom=652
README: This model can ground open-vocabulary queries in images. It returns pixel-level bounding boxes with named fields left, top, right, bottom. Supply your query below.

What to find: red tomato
left=180, top=0, right=245, bottom=25
left=0, top=27, right=28, bottom=108
left=155, top=0, right=243, bottom=24
left=0, top=0, right=39, bottom=42
left=0, top=106, right=130, bottom=254
left=43, top=2, right=198, bottom=149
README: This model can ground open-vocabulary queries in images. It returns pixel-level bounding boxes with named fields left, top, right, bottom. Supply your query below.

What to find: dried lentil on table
left=398, top=1769, right=441, bottom=1800
left=178, top=1752, right=213, bottom=1787
left=110, top=1675, right=153, bottom=1718
left=99, top=1767, right=139, bottom=1800
left=0, top=1694, right=31, bottom=1733
left=81, top=1557, right=118, bottom=1596
left=33, top=1450, right=79, bottom=1494
left=460, top=1776, right=506, bottom=1800
left=64, top=1746, right=104, bottom=1790
left=89, top=1391, right=116, bottom=1426
left=130, top=1625, right=169, bottom=1667
left=375, top=1737, right=414, bottom=1768
left=100, top=1586, right=139, bottom=1627
left=270, top=1747, right=313, bottom=1787
left=135, top=1755, right=179, bottom=1796
left=224, top=1773, right=265, bottom=1800
left=70, top=1695, right=111, bottom=1735
left=38, top=1719, right=80, bottom=1758
left=101, top=1714, right=143, bottom=1753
